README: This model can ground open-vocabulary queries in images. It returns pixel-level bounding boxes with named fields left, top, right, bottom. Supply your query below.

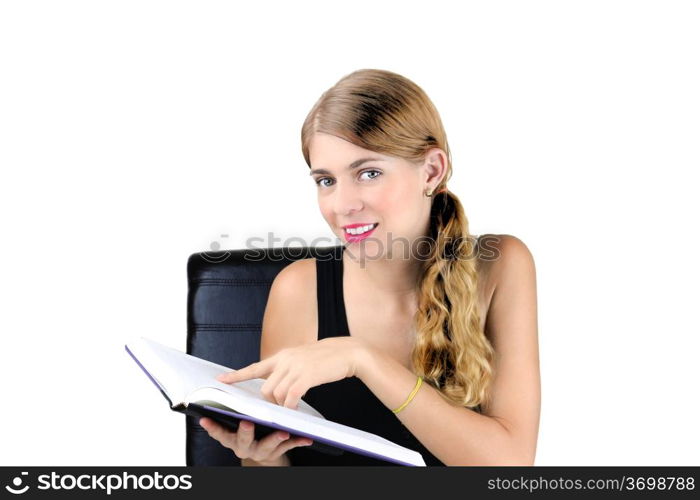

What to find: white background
left=1, top=0, right=698, bottom=466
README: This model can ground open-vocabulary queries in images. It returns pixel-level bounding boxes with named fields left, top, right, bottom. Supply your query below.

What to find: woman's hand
left=198, top=417, right=313, bottom=465
left=216, top=337, right=367, bottom=410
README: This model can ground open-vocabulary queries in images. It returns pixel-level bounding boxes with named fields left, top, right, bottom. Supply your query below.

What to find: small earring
left=424, top=188, right=433, bottom=198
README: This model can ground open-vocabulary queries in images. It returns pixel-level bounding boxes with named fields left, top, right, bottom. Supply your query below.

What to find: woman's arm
left=238, top=259, right=319, bottom=467
left=355, top=235, right=540, bottom=465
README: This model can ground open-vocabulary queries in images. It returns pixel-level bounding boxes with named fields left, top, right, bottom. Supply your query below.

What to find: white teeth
left=346, top=223, right=377, bottom=235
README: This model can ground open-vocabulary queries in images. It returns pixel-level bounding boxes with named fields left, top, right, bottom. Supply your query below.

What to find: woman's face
left=308, top=132, right=438, bottom=258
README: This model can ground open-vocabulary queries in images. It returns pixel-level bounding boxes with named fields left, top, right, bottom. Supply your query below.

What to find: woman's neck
left=342, top=248, right=423, bottom=301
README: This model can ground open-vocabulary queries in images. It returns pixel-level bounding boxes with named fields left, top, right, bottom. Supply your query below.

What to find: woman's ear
left=421, top=147, right=449, bottom=190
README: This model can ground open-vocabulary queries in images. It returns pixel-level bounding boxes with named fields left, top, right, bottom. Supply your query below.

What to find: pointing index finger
left=216, top=360, right=265, bottom=383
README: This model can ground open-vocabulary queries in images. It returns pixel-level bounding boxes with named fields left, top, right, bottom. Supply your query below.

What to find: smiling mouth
left=344, top=223, right=379, bottom=236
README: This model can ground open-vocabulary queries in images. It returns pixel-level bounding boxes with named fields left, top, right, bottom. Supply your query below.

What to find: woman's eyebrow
left=309, top=157, right=386, bottom=176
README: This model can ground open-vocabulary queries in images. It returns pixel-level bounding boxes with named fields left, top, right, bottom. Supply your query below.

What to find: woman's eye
left=361, top=169, right=381, bottom=180
left=315, top=177, right=333, bottom=187
left=314, top=169, right=381, bottom=188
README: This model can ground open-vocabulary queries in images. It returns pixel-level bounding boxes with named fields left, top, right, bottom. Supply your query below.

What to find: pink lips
left=343, top=224, right=378, bottom=243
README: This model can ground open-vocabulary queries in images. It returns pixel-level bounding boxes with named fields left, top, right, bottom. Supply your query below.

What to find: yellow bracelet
left=392, top=376, right=423, bottom=414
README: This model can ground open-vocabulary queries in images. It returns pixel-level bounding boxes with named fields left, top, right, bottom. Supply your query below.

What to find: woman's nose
left=332, top=182, right=363, bottom=215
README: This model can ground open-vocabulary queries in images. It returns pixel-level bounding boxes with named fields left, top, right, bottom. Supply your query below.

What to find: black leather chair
left=185, top=244, right=342, bottom=465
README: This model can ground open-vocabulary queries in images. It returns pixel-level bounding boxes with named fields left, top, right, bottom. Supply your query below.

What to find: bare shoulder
left=479, top=233, right=538, bottom=349
left=260, top=258, right=318, bottom=360
left=272, top=257, right=317, bottom=293
left=476, top=234, right=535, bottom=281
left=475, top=234, right=536, bottom=336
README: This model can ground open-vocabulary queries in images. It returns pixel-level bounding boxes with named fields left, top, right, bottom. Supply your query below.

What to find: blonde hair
left=301, top=69, right=495, bottom=410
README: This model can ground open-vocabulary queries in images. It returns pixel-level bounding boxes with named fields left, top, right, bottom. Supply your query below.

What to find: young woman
left=199, top=68, right=540, bottom=466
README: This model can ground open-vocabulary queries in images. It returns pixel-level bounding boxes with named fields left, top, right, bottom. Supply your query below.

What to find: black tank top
left=286, top=246, right=446, bottom=466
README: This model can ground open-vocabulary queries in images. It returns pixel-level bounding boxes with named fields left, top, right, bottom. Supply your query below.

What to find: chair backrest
left=185, top=244, right=342, bottom=465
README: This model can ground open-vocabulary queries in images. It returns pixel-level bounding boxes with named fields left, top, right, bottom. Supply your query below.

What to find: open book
left=125, top=336, right=426, bottom=466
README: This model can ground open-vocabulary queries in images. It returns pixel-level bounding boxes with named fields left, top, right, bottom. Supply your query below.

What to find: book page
left=126, top=337, right=184, bottom=405
left=129, top=337, right=323, bottom=419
